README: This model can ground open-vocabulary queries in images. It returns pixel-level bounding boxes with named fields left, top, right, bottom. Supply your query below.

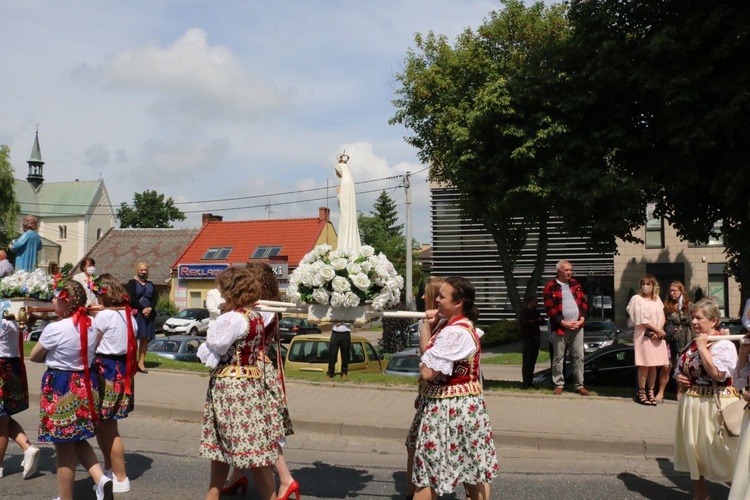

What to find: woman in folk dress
left=198, top=266, right=284, bottom=500
left=413, top=276, right=498, bottom=499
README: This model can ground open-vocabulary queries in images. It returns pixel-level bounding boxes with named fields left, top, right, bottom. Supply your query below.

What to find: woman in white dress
left=728, top=329, right=750, bottom=500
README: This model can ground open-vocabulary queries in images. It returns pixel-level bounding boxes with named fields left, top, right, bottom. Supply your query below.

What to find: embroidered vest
left=419, top=316, right=483, bottom=399
left=678, top=339, right=734, bottom=388
left=211, top=308, right=266, bottom=379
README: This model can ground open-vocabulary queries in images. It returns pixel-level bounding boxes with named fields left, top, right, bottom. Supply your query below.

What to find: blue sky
left=0, top=0, right=499, bottom=244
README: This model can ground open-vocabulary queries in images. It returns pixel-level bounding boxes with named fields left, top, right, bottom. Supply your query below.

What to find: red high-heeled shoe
left=221, top=475, right=248, bottom=496
left=278, top=480, right=300, bottom=500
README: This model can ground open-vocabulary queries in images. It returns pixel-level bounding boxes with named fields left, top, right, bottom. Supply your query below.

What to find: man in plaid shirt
left=542, top=260, right=590, bottom=396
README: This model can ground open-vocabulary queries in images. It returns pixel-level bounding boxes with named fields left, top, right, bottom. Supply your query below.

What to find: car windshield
left=149, top=340, right=181, bottom=352
left=175, top=310, right=200, bottom=319
left=387, top=355, right=420, bottom=372
left=585, top=322, right=613, bottom=334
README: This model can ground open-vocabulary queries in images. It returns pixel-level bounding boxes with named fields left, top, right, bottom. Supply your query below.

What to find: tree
left=391, top=1, right=647, bottom=316
left=117, top=190, right=186, bottom=228
left=0, top=146, right=20, bottom=246
left=562, top=0, right=750, bottom=313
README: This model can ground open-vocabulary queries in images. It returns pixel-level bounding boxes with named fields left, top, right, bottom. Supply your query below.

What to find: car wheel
left=189, top=327, right=198, bottom=336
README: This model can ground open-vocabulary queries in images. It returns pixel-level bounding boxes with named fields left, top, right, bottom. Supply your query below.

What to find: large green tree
left=117, top=190, right=186, bottom=228
left=562, top=0, right=750, bottom=313
left=0, top=146, right=20, bottom=246
left=391, top=0, right=647, bottom=315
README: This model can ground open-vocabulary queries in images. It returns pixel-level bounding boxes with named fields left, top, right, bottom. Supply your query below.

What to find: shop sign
left=178, top=263, right=229, bottom=279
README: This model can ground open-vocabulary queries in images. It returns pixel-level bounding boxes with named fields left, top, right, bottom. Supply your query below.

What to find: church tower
left=26, top=130, right=44, bottom=190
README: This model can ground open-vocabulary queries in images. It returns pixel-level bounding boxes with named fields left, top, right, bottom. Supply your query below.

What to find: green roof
left=15, top=179, right=102, bottom=217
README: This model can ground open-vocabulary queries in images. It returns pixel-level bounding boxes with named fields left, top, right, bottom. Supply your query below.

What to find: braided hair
left=58, top=280, right=87, bottom=318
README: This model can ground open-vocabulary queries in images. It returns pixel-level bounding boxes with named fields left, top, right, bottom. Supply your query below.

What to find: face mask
left=641, top=284, right=653, bottom=294
left=139, top=272, right=148, bottom=279
left=86, top=266, right=96, bottom=275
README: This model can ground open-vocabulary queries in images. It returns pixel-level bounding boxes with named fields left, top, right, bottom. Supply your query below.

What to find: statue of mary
left=334, top=153, right=361, bottom=254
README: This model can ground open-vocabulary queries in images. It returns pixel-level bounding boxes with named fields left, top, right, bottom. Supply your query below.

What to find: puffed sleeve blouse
left=421, top=324, right=478, bottom=376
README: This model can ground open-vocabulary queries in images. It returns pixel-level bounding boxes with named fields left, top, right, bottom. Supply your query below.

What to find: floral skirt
left=262, top=357, right=294, bottom=438
left=93, top=355, right=134, bottom=421
left=38, top=369, right=99, bottom=443
left=405, top=395, right=425, bottom=449
left=413, top=394, right=499, bottom=495
left=674, top=391, right=739, bottom=482
left=199, top=374, right=283, bottom=468
left=0, top=357, right=29, bottom=417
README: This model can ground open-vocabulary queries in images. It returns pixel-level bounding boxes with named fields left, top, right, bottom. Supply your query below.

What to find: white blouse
left=197, top=311, right=249, bottom=369
left=0, top=319, right=20, bottom=358
left=421, top=324, right=478, bottom=376
left=94, top=309, right=138, bottom=356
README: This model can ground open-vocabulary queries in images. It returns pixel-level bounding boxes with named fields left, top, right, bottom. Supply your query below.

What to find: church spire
left=27, top=129, right=44, bottom=190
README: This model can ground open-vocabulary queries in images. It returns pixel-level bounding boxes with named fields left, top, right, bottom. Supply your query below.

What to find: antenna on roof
left=265, top=198, right=273, bottom=219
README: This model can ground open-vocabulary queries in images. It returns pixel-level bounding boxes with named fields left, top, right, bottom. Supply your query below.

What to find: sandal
left=647, top=388, right=657, bottom=405
left=637, top=388, right=655, bottom=406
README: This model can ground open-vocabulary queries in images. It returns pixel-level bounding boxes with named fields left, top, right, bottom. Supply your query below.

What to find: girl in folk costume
left=197, top=266, right=284, bottom=500
left=673, top=299, right=739, bottom=500
left=91, top=274, right=138, bottom=493
left=29, top=279, right=113, bottom=500
left=0, top=303, right=40, bottom=479
left=223, top=262, right=299, bottom=499
left=413, top=276, right=498, bottom=500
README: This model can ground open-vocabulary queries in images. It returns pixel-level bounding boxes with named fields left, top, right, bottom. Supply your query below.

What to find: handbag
left=711, top=381, right=748, bottom=437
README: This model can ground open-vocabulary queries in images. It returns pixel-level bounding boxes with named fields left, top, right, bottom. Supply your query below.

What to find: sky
left=0, top=0, right=499, bottom=245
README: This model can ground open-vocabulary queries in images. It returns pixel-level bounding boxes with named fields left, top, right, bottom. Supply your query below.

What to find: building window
left=202, top=247, right=232, bottom=260
left=251, top=246, right=282, bottom=259
left=58, top=225, right=67, bottom=240
left=645, top=203, right=664, bottom=249
left=96, top=228, right=102, bottom=240
left=689, top=220, right=724, bottom=247
left=707, top=263, right=728, bottom=317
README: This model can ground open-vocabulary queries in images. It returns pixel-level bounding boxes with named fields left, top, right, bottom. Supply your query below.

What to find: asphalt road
left=0, top=413, right=728, bottom=500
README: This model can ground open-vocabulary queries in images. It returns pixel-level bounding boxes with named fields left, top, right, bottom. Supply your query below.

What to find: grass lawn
left=483, top=351, right=550, bottom=365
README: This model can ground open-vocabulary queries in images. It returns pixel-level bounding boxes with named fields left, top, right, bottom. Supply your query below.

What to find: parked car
left=285, top=334, right=384, bottom=374
left=147, top=336, right=206, bottom=362
left=532, top=343, right=676, bottom=391
left=267, top=343, right=288, bottom=370
left=24, top=319, right=52, bottom=341
left=278, top=317, right=322, bottom=343
left=162, top=308, right=210, bottom=336
left=384, top=347, right=421, bottom=377
left=153, top=309, right=171, bottom=334
left=583, top=318, right=620, bottom=354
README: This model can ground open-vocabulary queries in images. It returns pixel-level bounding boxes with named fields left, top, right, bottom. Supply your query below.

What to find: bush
left=156, top=297, right=178, bottom=316
left=479, top=319, right=521, bottom=348
left=379, top=303, right=412, bottom=353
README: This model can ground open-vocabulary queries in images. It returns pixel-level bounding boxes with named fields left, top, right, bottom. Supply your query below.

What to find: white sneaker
left=94, top=476, right=113, bottom=500
left=22, top=446, right=40, bottom=479
left=113, top=475, right=131, bottom=493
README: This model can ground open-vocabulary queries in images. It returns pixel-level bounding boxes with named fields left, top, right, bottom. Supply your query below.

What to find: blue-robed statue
left=9, top=215, right=42, bottom=271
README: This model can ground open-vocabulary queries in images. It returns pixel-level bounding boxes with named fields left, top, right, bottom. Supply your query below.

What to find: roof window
left=202, top=247, right=232, bottom=260
left=251, top=245, right=282, bottom=259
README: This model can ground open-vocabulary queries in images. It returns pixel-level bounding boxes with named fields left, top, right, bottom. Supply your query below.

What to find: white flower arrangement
left=0, top=269, right=54, bottom=301
left=287, top=244, right=404, bottom=310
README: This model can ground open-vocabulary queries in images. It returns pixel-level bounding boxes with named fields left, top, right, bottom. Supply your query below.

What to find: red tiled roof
left=172, top=217, right=330, bottom=268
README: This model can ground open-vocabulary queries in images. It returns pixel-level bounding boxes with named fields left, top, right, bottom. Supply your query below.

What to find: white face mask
left=86, top=266, right=96, bottom=275
left=641, top=284, right=653, bottom=295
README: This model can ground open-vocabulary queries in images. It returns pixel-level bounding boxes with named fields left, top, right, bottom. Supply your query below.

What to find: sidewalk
left=24, top=361, right=678, bottom=458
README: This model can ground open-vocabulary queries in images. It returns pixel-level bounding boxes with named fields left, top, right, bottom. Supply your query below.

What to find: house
left=171, top=208, right=336, bottom=310
left=81, top=227, right=201, bottom=301
left=13, top=131, right=115, bottom=269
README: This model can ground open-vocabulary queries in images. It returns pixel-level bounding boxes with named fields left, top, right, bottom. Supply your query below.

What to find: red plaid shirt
left=542, top=277, right=588, bottom=336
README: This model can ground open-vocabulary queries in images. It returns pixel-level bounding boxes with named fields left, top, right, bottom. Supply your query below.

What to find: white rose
left=300, top=270, right=315, bottom=287
left=386, top=277, right=403, bottom=290
left=315, top=244, right=332, bottom=257
left=312, top=273, right=327, bottom=288
left=312, top=288, right=330, bottom=305
left=331, top=276, right=351, bottom=293
left=360, top=245, right=375, bottom=257
left=331, top=258, right=348, bottom=271
left=319, top=265, right=336, bottom=282
left=302, top=251, right=318, bottom=265
left=351, top=273, right=371, bottom=291
left=371, top=292, right=389, bottom=310
left=359, top=261, right=372, bottom=273
left=330, top=291, right=346, bottom=308
left=346, top=262, right=361, bottom=275
left=343, top=291, right=361, bottom=307
left=374, top=264, right=391, bottom=279
left=329, top=249, right=346, bottom=261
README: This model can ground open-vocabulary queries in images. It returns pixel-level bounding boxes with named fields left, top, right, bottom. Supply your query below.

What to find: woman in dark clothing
left=126, top=262, right=157, bottom=373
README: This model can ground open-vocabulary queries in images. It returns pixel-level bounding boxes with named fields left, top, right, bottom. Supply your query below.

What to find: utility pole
left=404, top=171, right=414, bottom=311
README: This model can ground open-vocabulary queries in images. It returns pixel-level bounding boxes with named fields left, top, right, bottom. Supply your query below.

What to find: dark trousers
left=327, top=331, right=351, bottom=376
left=522, top=334, right=541, bottom=388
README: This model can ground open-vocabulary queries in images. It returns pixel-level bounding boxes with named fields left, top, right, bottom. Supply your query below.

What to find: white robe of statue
left=335, top=156, right=361, bottom=254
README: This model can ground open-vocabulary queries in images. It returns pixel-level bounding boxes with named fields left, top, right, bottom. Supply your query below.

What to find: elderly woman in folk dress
left=674, top=299, right=739, bottom=500
left=197, top=266, right=284, bottom=500
left=627, top=275, right=670, bottom=405
left=413, top=276, right=498, bottom=500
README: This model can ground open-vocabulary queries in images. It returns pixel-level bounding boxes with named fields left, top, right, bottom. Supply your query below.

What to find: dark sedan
left=278, top=317, right=322, bottom=342
left=533, top=343, right=640, bottom=388
left=583, top=318, right=620, bottom=354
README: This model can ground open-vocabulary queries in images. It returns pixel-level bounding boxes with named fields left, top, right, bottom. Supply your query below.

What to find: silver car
left=147, top=336, right=205, bottom=362
left=384, top=347, right=421, bottom=377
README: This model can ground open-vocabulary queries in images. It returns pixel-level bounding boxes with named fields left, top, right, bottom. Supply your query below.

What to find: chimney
left=202, top=213, right=223, bottom=225
left=318, top=207, right=330, bottom=222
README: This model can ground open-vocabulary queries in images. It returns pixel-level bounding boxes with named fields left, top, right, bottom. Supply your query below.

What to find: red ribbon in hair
left=123, top=302, right=137, bottom=395
left=72, top=306, right=98, bottom=424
